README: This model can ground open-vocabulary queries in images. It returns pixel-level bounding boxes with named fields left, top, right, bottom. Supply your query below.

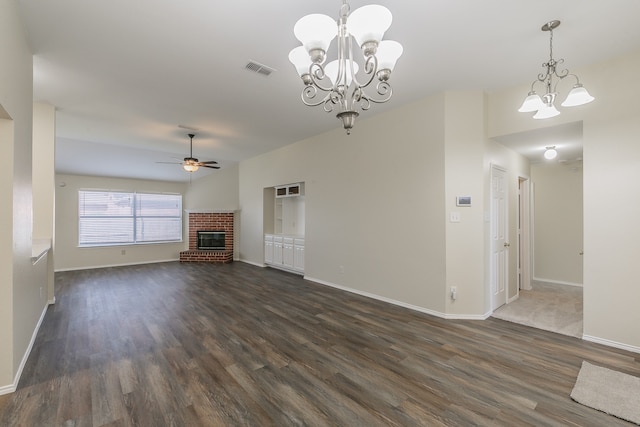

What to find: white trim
left=507, top=293, right=519, bottom=304
left=533, top=277, right=583, bottom=287
left=184, top=209, right=237, bottom=214
left=239, top=259, right=265, bottom=268
left=0, top=302, right=51, bottom=396
left=583, top=335, right=640, bottom=354
left=304, top=276, right=489, bottom=320
left=54, top=258, right=179, bottom=272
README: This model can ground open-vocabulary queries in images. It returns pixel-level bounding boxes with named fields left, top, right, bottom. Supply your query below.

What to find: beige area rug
left=491, top=281, right=583, bottom=337
left=571, top=361, right=640, bottom=425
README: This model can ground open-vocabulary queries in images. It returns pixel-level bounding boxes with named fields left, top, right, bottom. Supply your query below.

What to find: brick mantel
left=180, top=211, right=235, bottom=263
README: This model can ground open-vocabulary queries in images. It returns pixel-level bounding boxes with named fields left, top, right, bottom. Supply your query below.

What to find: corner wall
left=240, top=94, right=453, bottom=315
left=531, top=163, right=583, bottom=285
left=489, top=49, right=640, bottom=351
left=0, top=0, right=49, bottom=393
left=54, top=174, right=187, bottom=271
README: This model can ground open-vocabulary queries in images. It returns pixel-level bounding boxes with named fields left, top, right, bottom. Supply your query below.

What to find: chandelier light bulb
left=561, top=84, right=595, bottom=107
left=288, top=46, right=313, bottom=77
left=347, top=5, right=392, bottom=47
left=533, top=103, right=561, bottom=119
left=518, top=91, right=545, bottom=113
left=183, top=163, right=199, bottom=172
left=544, top=147, right=558, bottom=160
left=325, top=60, right=359, bottom=86
left=376, top=40, right=403, bottom=73
left=294, top=14, right=337, bottom=55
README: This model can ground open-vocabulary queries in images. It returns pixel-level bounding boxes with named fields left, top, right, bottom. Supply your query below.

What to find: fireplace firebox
left=197, top=231, right=225, bottom=250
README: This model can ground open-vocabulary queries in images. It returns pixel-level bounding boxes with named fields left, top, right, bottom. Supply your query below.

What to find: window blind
left=79, top=190, right=182, bottom=246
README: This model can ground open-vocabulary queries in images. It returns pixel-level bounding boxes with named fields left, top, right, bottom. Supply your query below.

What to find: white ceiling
left=17, top=0, right=640, bottom=182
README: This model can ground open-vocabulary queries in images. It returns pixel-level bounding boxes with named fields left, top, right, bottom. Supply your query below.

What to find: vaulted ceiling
left=18, top=0, right=640, bottom=182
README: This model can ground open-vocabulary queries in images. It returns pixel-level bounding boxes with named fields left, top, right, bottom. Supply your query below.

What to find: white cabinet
left=275, top=183, right=304, bottom=198
left=264, top=234, right=304, bottom=275
left=294, top=238, right=305, bottom=272
left=283, top=237, right=294, bottom=268
left=264, top=235, right=273, bottom=264
left=273, top=236, right=283, bottom=265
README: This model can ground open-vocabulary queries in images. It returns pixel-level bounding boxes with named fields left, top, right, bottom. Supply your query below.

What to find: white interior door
left=491, top=165, right=508, bottom=310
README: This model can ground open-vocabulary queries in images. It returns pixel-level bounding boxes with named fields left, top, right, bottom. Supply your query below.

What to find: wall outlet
left=121, top=249, right=126, bottom=255
left=450, top=286, right=457, bottom=300
left=339, top=265, right=345, bottom=274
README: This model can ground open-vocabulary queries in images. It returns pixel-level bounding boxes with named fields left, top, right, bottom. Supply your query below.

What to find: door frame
left=517, top=176, right=532, bottom=293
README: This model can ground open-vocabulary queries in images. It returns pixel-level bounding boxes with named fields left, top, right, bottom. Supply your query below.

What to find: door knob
left=579, top=251, right=584, bottom=255
left=504, top=243, right=510, bottom=247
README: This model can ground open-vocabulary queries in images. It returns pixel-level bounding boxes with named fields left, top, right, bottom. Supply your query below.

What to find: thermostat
left=456, top=196, right=472, bottom=207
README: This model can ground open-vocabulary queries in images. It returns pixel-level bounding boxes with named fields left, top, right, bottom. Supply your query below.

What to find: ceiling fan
left=158, top=133, right=220, bottom=172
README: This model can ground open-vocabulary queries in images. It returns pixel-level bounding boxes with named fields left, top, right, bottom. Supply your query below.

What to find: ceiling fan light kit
left=157, top=133, right=220, bottom=173
left=289, top=0, right=403, bottom=134
left=518, top=20, right=594, bottom=119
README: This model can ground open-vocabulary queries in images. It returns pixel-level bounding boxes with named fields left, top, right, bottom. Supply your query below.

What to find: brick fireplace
left=179, top=210, right=234, bottom=263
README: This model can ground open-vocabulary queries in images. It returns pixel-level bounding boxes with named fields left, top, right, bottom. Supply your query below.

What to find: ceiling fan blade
left=201, top=165, right=220, bottom=169
left=199, top=160, right=218, bottom=164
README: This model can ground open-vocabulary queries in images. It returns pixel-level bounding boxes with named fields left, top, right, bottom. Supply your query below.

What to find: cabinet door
left=283, top=243, right=294, bottom=268
left=273, top=241, right=283, bottom=264
left=264, top=240, right=273, bottom=264
left=294, top=245, right=305, bottom=272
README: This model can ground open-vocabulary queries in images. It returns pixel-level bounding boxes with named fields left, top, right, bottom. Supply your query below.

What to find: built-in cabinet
left=264, top=234, right=304, bottom=274
left=264, top=182, right=305, bottom=275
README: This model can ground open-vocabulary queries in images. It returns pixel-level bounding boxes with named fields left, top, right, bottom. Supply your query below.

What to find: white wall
left=0, top=0, right=50, bottom=393
left=54, top=174, right=187, bottom=271
left=531, top=163, right=583, bottom=285
left=489, top=49, right=640, bottom=350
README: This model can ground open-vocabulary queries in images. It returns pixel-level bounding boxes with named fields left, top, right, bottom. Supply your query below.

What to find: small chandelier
left=289, top=0, right=403, bottom=134
left=518, top=20, right=594, bottom=119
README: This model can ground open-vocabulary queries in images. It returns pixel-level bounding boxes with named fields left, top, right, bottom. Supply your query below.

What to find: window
left=79, top=190, right=182, bottom=246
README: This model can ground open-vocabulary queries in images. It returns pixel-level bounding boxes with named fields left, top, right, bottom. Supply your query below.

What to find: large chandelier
left=289, top=1, right=403, bottom=134
left=518, top=20, right=594, bottom=119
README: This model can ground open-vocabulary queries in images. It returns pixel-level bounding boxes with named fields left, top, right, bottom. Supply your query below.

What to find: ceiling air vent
left=245, top=60, right=276, bottom=77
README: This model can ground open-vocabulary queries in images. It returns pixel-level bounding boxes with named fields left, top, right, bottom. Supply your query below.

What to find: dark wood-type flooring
left=1, top=261, right=638, bottom=426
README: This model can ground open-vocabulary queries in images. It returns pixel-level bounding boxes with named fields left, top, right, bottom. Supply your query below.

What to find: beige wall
left=444, top=92, right=488, bottom=316
left=54, top=174, right=187, bottom=271
left=0, top=0, right=50, bottom=393
left=531, top=163, right=583, bottom=285
left=240, top=94, right=476, bottom=316
left=489, top=49, right=640, bottom=350
left=32, top=103, right=56, bottom=300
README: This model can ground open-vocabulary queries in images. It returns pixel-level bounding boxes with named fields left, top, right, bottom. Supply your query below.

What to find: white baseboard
left=0, top=301, right=51, bottom=396
left=533, top=277, right=583, bottom=287
left=55, top=258, right=179, bottom=272
left=304, top=276, right=488, bottom=320
left=507, top=293, right=520, bottom=304
left=582, top=335, right=640, bottom=354
left=238, top=259, right=265, bottom=268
